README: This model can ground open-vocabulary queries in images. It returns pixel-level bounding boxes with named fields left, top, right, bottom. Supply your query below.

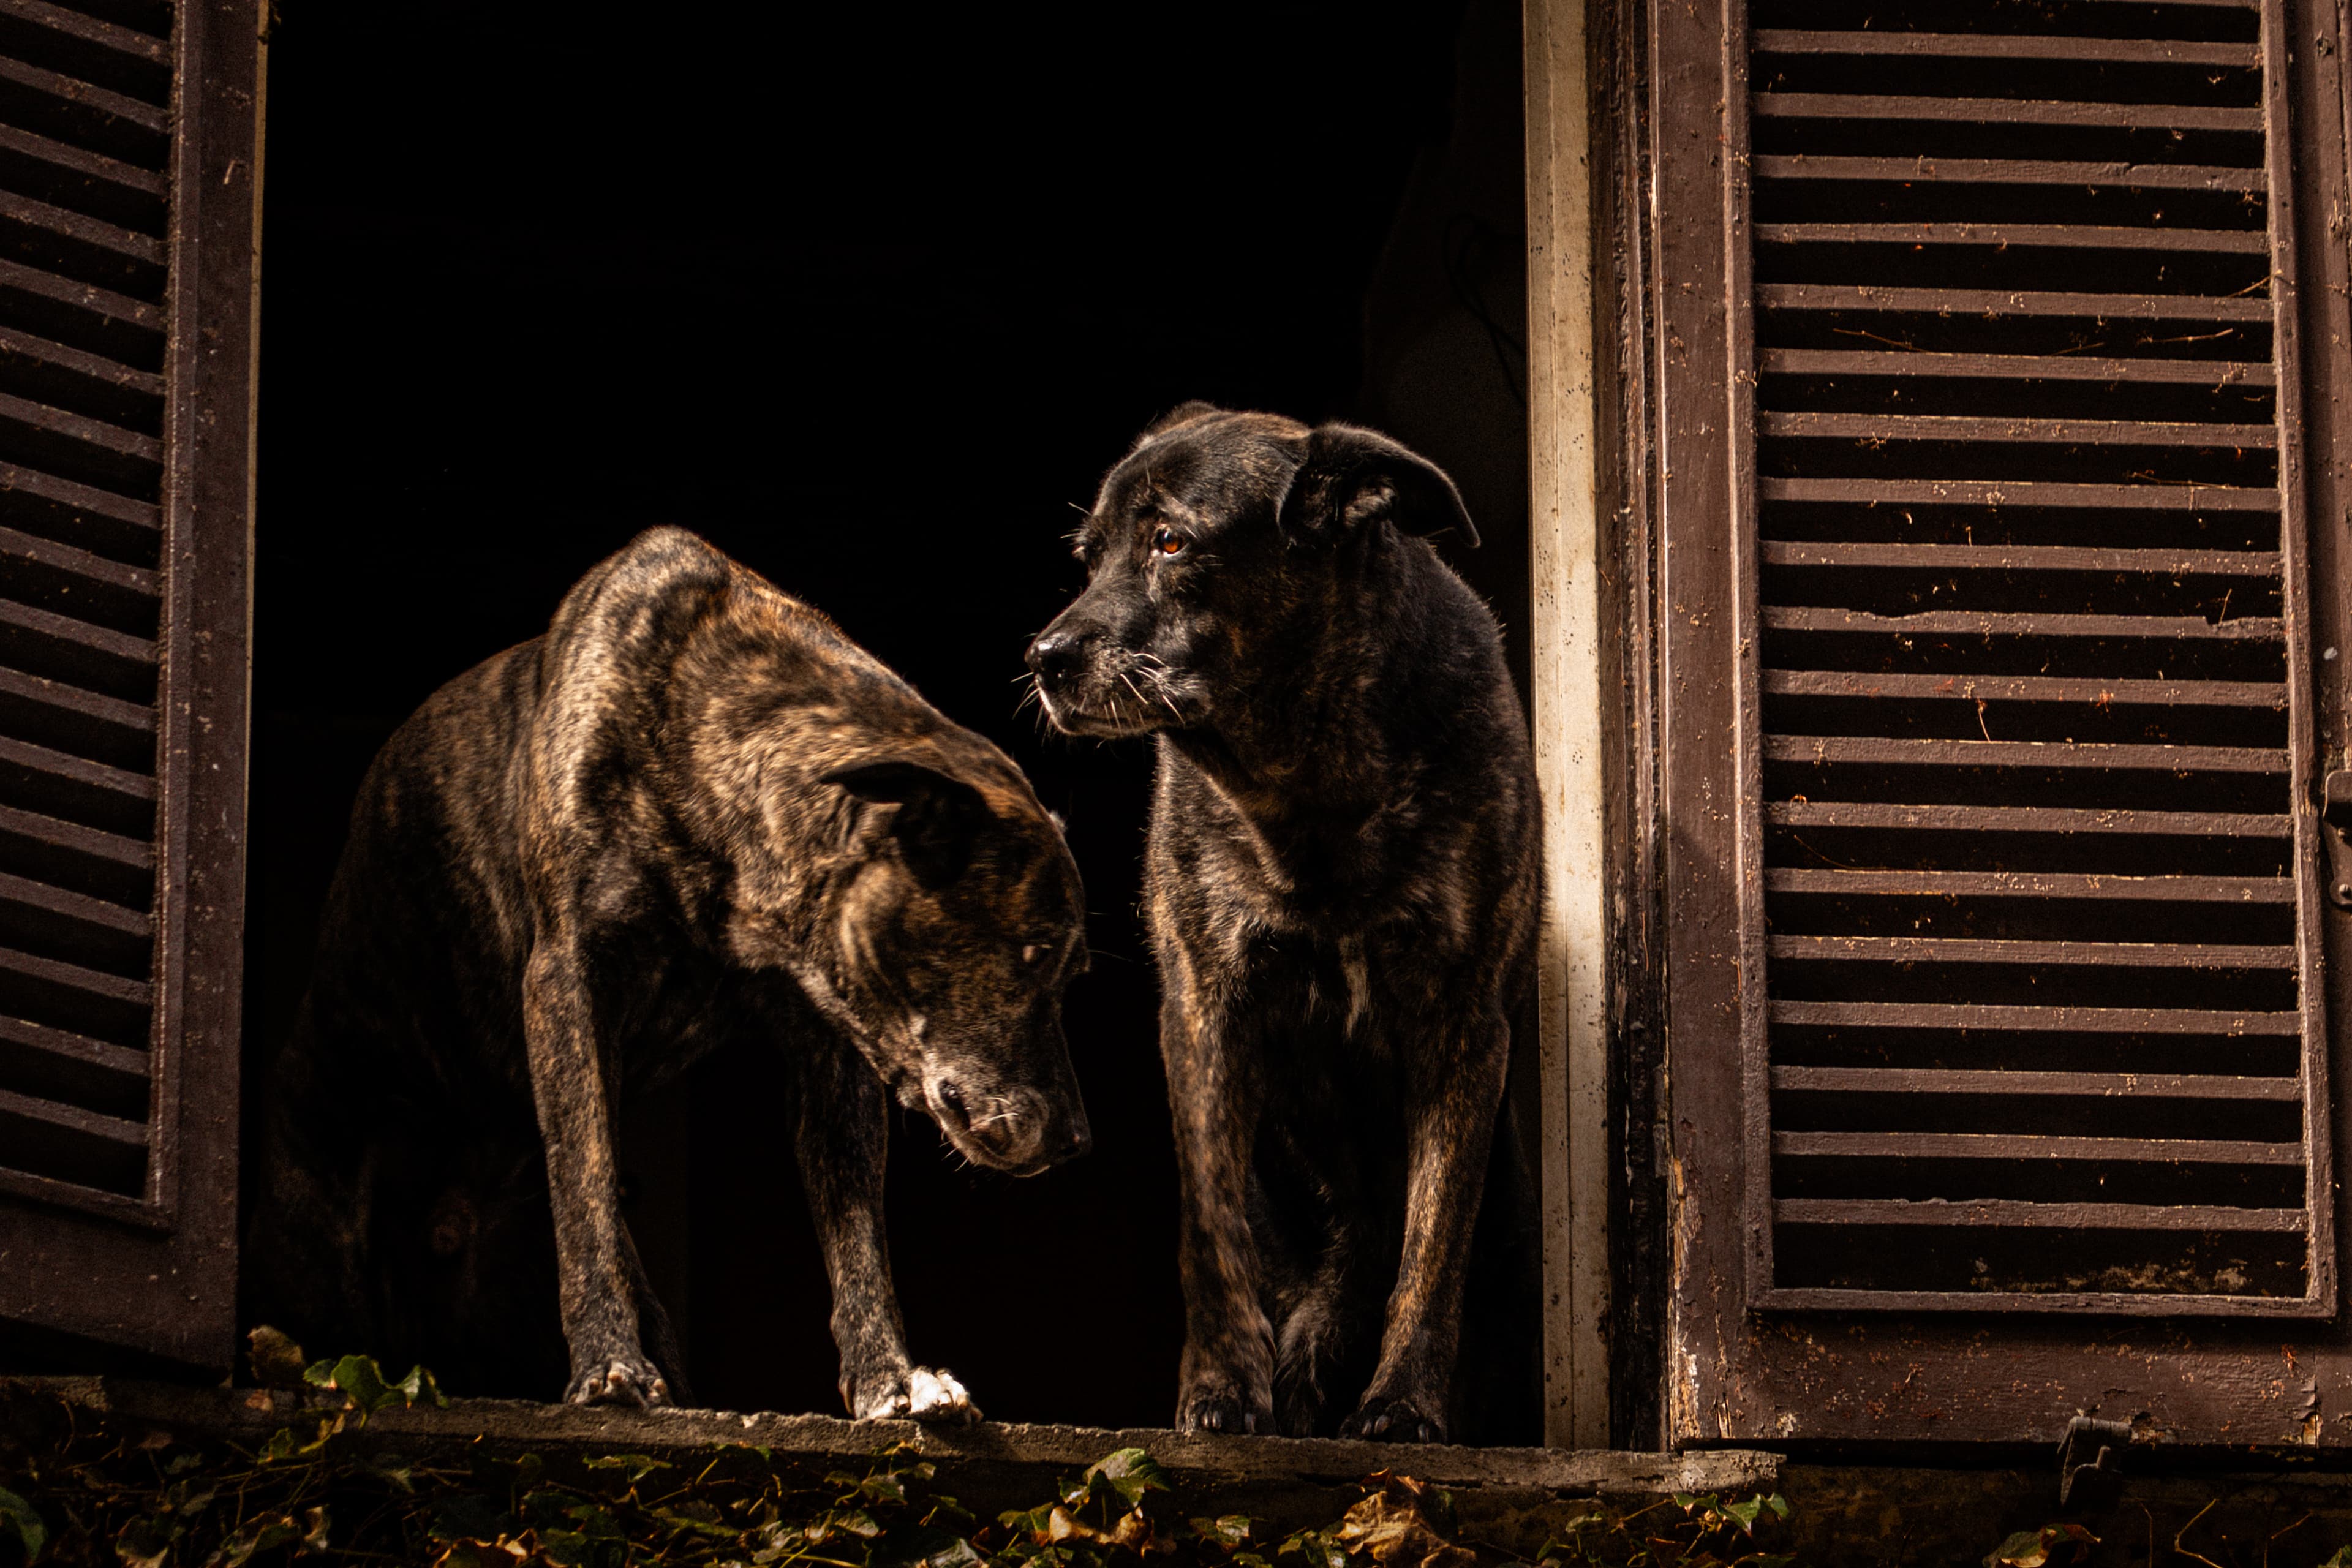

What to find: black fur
left=1028, top=407, right=1540, bottom=1443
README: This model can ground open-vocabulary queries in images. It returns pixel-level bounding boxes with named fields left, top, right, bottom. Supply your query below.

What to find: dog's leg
left=522, top=938, right=669, bottom=1408
left=1166, top=987, right=1276, bottom=1434
left=1341, top=1011, right=1510, bottom=1445
left=618, top=1217, right=694, bottom=1406
left=791, top=1030, right=979, bottom=1425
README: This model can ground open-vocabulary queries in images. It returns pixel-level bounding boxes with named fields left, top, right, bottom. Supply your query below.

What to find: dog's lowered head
left=719, top=725, right=1093, bottom=1177
left=1025, top=403, right=1477, bottom=741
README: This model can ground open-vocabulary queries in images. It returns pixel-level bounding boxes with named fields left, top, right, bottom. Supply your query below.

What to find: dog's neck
left=1165, top=548, right=1436, bottom=824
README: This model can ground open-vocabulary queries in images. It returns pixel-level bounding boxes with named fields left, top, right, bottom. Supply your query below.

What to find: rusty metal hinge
left=2324, top=771, right=2352, bottom=909
left=2057, top=1417, right=2131, bottom=1510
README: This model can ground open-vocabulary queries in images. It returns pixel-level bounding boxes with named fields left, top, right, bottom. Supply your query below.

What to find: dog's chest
left=603, top=948, right=747, bottom=1090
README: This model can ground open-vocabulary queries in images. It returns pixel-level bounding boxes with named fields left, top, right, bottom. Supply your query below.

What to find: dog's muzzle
left=926, top=1074, right=1092, bottom=1175
left=1025, top=626, right=1172, bottom=737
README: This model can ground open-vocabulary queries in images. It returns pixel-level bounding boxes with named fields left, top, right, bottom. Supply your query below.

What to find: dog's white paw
left=856, top=1366, right=981, bottom=1424
left=565, top=1355, right=671, bottom=1409
left=907, top=1367, right=978, bottom=1422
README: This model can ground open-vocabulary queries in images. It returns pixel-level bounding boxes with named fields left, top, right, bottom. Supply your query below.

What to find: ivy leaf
left=1719, top=1496, right=1763, bottom=1534
left=113, top=1516, right=179, bottom=1568
left=1988, top=1521, right=2098, bottom=1568
left=244, top=1325, right=309, bottom=1390
left=1191, top=1515, right=1256, bottom=1548
left=160, top=1476, right=217, bottom=1517
left=0, top=1487, right=47, bottom=1566
left=256, top=1412, right=342, bottom=1463
left=390, top=1363, right=450, bottom=1409
left=649, top=1504, right=736, bottom=1540
left=582, top=1455, right=672, bottom=1487
left=1082, top=1450, right=1169, bottom=1511
left=210, top=1511, right=307, bottom=1568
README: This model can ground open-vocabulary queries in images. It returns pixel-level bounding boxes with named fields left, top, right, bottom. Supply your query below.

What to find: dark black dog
left=1027, top=405, right=1539, bottom=1443
left=247, top=527, right=1092, bottom=1416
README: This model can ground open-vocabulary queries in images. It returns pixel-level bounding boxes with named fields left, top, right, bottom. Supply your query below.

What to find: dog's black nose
left=1027, top=628, right=1087, bottom=687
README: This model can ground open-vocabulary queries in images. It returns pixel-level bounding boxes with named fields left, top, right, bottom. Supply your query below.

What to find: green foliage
left=1981, top=1523, right=2096, bottom=1568
left=0, top=1349, right=1803, bottom=1568
left=1528, top=1490, right=1795, bottom=1568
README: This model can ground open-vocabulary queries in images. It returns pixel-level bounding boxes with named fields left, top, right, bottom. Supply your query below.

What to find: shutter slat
left=1762, top=349, right=2275, bottom=385
left=0, top=595, right=155, bottom=707
left=0, top=184, right=162, bottom=274
left=0, top=1078, right=137, bottom=1143
left=1770, top=1000, right=2300, bottom=1034
left=1765, top=605, right=2282, bottom=640
left=0, top=254, right=159, bottom=347
left=0, top=118, right=161, bottom=210
left=1753, top=30, right=2260, bottom=65
left=1763, top=670, right=2286, bottom=706
left=0, top=1009, right=143, bottom=1127
left=1776, top=1199, right=2302, bottom=1231
left=1762, top=541, right=2280, bottom=574
left=1768, top=935, right=2297, bottom=968
left=0, top=521, right=155, bottom=595
left=0, top=865, right=140, bottom=935
left=1772, top=1066, right=2302, bottom=1099
left=1757, top=222, right=2271, bottom=254
left=0, top=48, right=165, bottom=149
left=1763, top=411, right=2275, bottom=447
left=1775, top=1131, right=2304, bottom=1164
left=1762, top=735, right=2288, bottom=772
left=1754, top=155, right=2265, bottom=192
left=1760, top=284, right=2271, bottom=320
left=0, top=382, right=160, bottom=489
left=1752, top=94, right=2263, bottom=131
left=1766, top=867, right=2292, bottom=900
left=0, top=940, right=148, bottom=1003
left=1762, top=477, right=2277, bottom=508
left=1770, top=801, right=2289, bottom=834
left=0, top=0, right=166, bottom=92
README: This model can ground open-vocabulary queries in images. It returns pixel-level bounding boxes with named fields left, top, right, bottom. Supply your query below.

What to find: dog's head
left=1025, top=404, right=1476, bottom=739
left=759, top=748, right=1092, bottom=1176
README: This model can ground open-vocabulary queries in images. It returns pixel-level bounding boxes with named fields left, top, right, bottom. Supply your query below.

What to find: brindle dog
left=1027, top=405, right=1538, bottom=1444
left=247, top=527, right=1092, bottom=1417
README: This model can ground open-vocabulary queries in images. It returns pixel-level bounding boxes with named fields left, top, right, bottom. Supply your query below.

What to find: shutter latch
left=2323, top=771, right=2352, bottom=908
left=2057, top=1416, right=2131, bottom=1510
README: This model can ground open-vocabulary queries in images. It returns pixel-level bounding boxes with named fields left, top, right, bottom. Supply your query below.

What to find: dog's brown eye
left=1022, top=944, right=1044, bottom=965
left=1152, top=527, right=1186, bottom=556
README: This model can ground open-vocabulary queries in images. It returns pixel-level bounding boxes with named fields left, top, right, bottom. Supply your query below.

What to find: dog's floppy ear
left=1275, top=423, right=1480, bottom=549
left=823, top=759, right=993, bottom=886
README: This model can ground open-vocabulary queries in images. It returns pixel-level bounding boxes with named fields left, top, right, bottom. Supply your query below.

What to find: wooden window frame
left=1534, top=0, right=2352, bottom=1447
left=0, top=0, right=262, bottom=1373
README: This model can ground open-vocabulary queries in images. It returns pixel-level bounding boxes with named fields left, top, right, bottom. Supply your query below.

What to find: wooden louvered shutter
left=1647, top=0, right=2352, bottom=1443
left=0, top=0, right=258, bottom=1371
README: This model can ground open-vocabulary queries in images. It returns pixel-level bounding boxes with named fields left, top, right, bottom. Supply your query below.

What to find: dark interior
left=247, top=3, right=1531, bottom=1428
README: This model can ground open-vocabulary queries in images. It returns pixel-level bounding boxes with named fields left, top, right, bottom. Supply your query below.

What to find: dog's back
left=243, top=529, right=953, bottom=1390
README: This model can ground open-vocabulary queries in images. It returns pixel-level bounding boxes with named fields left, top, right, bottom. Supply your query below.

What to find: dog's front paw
left=1341, top=1394, right=1444, bottom=1445
left=1177, top=1376, right=1273, bottom=1436
left=853, top=1366, right=982, bottom=1425
left=565, top=1354, right=671, bottom=1409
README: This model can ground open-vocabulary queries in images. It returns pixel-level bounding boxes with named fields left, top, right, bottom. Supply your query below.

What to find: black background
left=247, top=1, right=1528, bottom=1429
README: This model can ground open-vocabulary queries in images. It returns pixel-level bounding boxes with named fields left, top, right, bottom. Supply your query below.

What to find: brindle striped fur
left=247, top=528, right=1091, bottom=1416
